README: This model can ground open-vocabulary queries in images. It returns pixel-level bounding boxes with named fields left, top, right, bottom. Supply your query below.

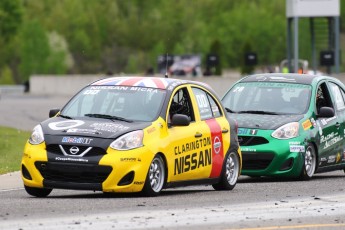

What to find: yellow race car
left=21, top=76, right=241, bottom=197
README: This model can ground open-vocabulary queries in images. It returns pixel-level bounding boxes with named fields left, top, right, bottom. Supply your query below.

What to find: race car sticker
left=238, top=128, right=258, bottom=135
left=90, top=123, right=129, bottom=133
left=327, top=155, right=336, bottom=163
left=49, top=120, right=85, bottom=131
left=289, top=145, right=305, bottom=153
left=302, top=119, right=312, bottom=130
left=310, top=118, right=316, bottom=128
left=174, top=137, right=212, bottom=175
left=205, top=119, right=224, bottom=178
left=320, top=132, right=343, bottom=150
left=62, top=136, right=93, bottom=144
left=66, top=128, right=101, bottom=135
left=240, top=147, right=257, bottom=152
left=336, top=153, right=341, bottom=163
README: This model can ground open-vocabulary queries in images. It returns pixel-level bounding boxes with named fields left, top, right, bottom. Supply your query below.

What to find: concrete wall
left=29, top=74, right=242, bottom=97
left=29, top=73, right=345, bottom=98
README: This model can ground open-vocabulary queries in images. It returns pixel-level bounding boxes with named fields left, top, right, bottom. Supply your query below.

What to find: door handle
left=222, top=129, right=229, bottom=133
left=195, top=132, right=202, bottom=138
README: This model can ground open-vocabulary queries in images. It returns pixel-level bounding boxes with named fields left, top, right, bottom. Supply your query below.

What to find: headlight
left=29, top=125, right=44, bottom=145
left=271, top=122, right=299, bottom=139
left=110, top=130, right=143, bottom=150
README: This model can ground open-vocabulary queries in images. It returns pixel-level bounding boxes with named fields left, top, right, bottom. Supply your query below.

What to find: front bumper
left=239, top=135, right=306, bottom=177
left=21, top=141, right=153, bottom=193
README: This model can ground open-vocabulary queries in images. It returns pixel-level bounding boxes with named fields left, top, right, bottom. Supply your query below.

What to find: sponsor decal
left=240, top=147, right=257, bottom=152
left=238, top=128, right=258, bottom=135
left=213, top=136, right=221, bottom=154
left=134, top=181, right=144, bottom=185
left=174, top=147, right=212, bottom=175
left=310, top=118, right=316, bottom=128
left=120, top=158, right=137, bottom=162
left=320, top=157, right=327, bottom=162
left=336, top=153, right=341, bottom=163
left=205, top=119, right=224, bottom=178
left=62, top=136, right=93, bottom=144
left=174, top=137, right=212, bottom=175
left=328, top=155, right=336, bottom=163
left=289, top=141, right=301, bottom=145
left=289, top=145, right=305, bottom=153
left=55, top=157, right=88, bottom=163
left=302, top=119, right=312, bottom=130
left=49, top=120, right=84, bottom=131
left=147, top=127, right=156, bottom=134
left=320, top=132, right=343, bottom=150
left=90, top=123, right=129, bottom=133
left=174, top=137, right=211, bottom=155
left=316, top=121, right=323, bottom=135
left=66, top=128, right=101, bottom=135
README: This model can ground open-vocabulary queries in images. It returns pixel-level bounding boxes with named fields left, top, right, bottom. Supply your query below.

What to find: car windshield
left=61, top=85, right=166, bottom=122
left=222, top=82, right=311, bottom=115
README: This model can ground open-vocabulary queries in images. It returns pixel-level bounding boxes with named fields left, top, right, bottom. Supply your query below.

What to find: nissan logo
left=69, top=146, right=80, bottom=155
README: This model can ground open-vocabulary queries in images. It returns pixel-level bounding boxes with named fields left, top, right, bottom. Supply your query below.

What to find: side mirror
left=49, top=108, right=60, bottom=118
left=318, top=107, right=334, bottom=118
left=171, top=114, right=190, bottom=126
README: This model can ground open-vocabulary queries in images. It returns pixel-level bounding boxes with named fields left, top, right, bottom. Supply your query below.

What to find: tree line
left=0, top=0, right=344, bottom=84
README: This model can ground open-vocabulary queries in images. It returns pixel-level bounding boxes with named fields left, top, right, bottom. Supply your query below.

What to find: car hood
left=41, top=117, right=151, bottom=139
left=230, top=113, right=304, bottom=130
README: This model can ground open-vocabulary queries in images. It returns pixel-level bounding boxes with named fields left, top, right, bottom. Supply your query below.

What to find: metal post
left=334, top=16, right=340, bottom=73
left=310, top=18, right=316, bottom=74
left=293, top=17, right=299, bottom=73
left=287, top=18, right=291, bottom=72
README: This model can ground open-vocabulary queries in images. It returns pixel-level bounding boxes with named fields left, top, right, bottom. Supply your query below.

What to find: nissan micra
left=22, top=76, right=241, bottom=197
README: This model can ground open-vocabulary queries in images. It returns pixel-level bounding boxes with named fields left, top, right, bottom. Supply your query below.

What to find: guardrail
left=0, top=85, right=25, bottom=97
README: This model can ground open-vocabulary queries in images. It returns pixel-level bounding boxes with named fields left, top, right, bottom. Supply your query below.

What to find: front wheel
left=299, top=144, right=317, bottom=180
left=24, top=185, right=52, bottom=197
left=212, top=152, right=240, bottom=191
left=142, top=155, right=166, bottom=197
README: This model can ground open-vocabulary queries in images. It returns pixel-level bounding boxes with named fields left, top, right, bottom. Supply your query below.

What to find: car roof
left=240, top=73, right=329, bottom=85
left=90, top=76, right=211, bottom=91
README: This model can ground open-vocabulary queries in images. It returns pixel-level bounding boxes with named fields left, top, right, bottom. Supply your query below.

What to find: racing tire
left=24, top=185, right=52, bottom=197
left=212, top=151, right=240, bottom=191
left=142, top=155, right=166, bottom=197
left=299, top=144, right=317, bottom=180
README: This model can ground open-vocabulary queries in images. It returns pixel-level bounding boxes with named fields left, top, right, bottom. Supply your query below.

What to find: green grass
left=0, top=126, right=31, bottom=174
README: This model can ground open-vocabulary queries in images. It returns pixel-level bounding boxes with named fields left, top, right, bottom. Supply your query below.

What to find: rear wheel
left=24, top=185, right=52, bottom=197
left=142, top=155, right=165, bottom=196
left=299, top=144, right=316, bottom=180
left=212, top=152, right=240, bottom=190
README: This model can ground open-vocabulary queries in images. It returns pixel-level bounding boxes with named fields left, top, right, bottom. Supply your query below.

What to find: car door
left=326, top=81, right=345, bottom=166
left=166, top=86, right=212, bottom=182
left=316, top=81, right=343, bottom=167
left=190, top=86, right=231, bottom=179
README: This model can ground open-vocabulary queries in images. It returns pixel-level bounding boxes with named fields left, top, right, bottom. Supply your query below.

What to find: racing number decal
left=205, top=119, right=224, bottom=178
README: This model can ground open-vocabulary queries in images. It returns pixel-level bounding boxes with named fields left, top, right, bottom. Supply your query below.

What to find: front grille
left=46, top=144, right=106, bottom=157
left=238, top=136, right=269, bottom=146
left=242, top=152, right=274, bottom=170
left=35, top=161, right=112, bottom=184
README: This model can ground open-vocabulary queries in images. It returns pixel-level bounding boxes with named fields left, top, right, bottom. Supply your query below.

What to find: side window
left=192, top=87, right=222, bottom=120
left=169, top=87, right=195, bottom=122
left=329, top=82, right=345, bottom=111
left=316, top=82, right=333, bottom=114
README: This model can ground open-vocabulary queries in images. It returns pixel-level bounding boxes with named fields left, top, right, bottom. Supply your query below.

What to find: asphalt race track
left=1, top=93, right=345, bottom=230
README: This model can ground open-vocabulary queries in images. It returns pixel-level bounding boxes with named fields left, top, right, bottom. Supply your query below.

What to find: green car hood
left=231, top=114, right=304, bottom=130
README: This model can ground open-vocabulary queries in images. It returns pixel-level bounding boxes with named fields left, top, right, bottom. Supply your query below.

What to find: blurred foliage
left=0, top=0, right=343, bottom=83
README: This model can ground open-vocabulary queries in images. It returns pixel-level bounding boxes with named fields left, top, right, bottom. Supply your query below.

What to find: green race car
left=222, top=73, right=345, bottom=179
